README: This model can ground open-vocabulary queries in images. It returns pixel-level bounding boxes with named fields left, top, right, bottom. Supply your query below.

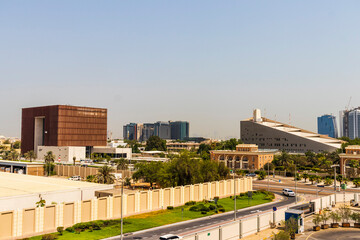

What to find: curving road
left=306, top=228, right=360, bottom=240
left=106, top=192, right=296, bottom=240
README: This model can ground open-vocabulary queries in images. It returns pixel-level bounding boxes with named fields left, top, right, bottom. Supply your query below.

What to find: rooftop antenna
left=289, top=113, right=291, bottom=125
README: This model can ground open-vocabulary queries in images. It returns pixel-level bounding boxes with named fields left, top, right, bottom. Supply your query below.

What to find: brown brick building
left=21, top=105, right=107, bottom=154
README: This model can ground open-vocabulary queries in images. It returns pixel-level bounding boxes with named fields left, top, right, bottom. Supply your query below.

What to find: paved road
left=306, top=228, right=360, bottom=240
left=107, top=193, right=296, bottom=240
left=253, top=179, right=360, bottom=193
left=253, top=184, right=335, bottom=196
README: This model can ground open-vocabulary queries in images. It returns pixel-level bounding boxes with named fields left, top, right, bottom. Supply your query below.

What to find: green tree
left=348, top=159, right=359, bottom=178
left=302, top=173, right=309, bottom=182
left=132, top=161, right=163, bottom=187
left=44, top=151, right=55, bottom=163
left=96, top=165, right=115, bottom=184
left=124, top=140, right=141, bottom=153
left=44, top=162, right=55, bottom=176
left=145, top=136, right=167, bottom=151
left=114, top=158, right=128, bottom=170
left=309, top=175, right=317, bottom=184
left=24, top=150, right=36, bottom=162
left=12, top=141, right=21, bottom=149
left=8, top=151, right=19, bottom=161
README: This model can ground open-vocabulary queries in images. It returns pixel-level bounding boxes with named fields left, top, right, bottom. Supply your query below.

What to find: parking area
left=305, top=228, right=360, bottom=240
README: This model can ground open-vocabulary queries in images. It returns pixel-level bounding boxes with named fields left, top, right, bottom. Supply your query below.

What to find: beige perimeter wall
left=0, top=178, right=252, bottom=240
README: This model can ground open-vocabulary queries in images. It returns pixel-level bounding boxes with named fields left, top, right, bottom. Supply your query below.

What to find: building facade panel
left=21, top=105, right=107, bottom=154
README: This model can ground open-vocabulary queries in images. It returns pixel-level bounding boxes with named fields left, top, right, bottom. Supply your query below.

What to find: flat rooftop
left=0, top=172, right=109, bottom=198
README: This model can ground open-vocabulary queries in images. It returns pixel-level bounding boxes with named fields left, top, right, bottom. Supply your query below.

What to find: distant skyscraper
left=317, top=114, right=338, bottom=138
left=170, top=121, right=189, bottom=140
left=123, top=123, right=138, bottom=140
left=339, top=107, right=360, bottom=139
left=154, top=121, right=171, bottom=139
left=142, top=123, right=155, bottom=141
left=348, top=109, right=360, bottom=139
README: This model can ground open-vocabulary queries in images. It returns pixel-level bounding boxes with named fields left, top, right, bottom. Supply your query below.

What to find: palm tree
left=8, top=151, right=19, bottom=161
left=24, top=150, right=36, bottom=162
left=114, top=158, right=128, bottom=170
left=44, top=151, right=55, bottom=163
left=96, top=165, right=115, bottom=184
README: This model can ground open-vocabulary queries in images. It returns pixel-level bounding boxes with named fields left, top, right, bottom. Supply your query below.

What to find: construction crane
left=346, top=97, right=352, bottom=111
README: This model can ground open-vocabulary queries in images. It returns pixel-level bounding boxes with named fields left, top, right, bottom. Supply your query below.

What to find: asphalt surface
left=306, top=228, right=360, bottom=240
left=106, top=192, right=296, bottom=240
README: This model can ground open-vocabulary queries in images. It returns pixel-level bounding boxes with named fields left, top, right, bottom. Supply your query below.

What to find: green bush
left=75, top=228, right=81, bottom=234
left=92, top=222, right=102, bottom=230
left=201, top=211, right=207, bottom=214
left=209, top=205, right=216, bottom=210
left=65, top=227, right=74, bottom=233
left=185, top=201, right=196, bottom=206
left=56, top=226, right=64, bottom=235
left=189, top=205, right=199, bottom=211
left=218, top=208, right=225, bottom=212
left=88, top=226, right=93, bottom=232
left=200, top=206, right=210, bottom=212
left=41, top=234, right=57, bottom=240
left=217, top=204, right=223, bottom=208
left=240, top=193, right=245, bottom=197
left=167, top=206, right=174, bottom=210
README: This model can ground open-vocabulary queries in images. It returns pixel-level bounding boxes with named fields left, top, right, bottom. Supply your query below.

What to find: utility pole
left=331, top=165, right=339, bottom=193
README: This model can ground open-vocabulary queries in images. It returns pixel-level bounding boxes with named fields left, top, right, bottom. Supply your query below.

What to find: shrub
left=200, top=206, right=210, bottom=212
left=209, top=205, right=216, bottom=210
left=88, top=226, right=93, bottom=232
left=75, top=228, right=81, bottom=234
left=218, top=208, right=225, bottom=212
left=217, top=204, right=223, bottom=209
left=185, top=201, right=196, bottom=206
left=240, top=193, right=245, bottom=197
left=92, top=222, right=102, bottom=230
left=167, top=206, right=174, bottom=210
left=65, top=227, right=74, bottom=233
left=214, top=196, right=219, bottom=201
left=41, top=234, right=57, bottom=240
left=56, top=226, right=64, bottom=235
left=201, top=211, right=207, bottom=214
left=189, top=206, right=199, bottom=211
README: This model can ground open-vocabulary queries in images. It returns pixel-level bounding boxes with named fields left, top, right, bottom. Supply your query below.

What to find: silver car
left=282, top=188, right=295, bottom=197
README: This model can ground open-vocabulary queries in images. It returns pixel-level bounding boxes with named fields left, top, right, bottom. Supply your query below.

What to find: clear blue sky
left=1, top=1, right=360, bottom=139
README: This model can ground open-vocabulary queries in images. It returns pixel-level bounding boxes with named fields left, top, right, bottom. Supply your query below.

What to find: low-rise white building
left=37, top=146, right=86, bottom=164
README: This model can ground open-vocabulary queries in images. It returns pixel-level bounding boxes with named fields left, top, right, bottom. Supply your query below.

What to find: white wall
left=37, top=146, right=86, bottom=163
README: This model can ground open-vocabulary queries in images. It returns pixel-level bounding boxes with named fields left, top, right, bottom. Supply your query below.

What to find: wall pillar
left=216, top=181, right=220, bottom=197
left=171, top=188, right=175, bottom=206
left=190, top=185, right=194, bottom=201
left=107, top=197, right=113, bottom=219
left=199, top=183, right=203, bottom=200
left=91, top=199, right=98, bottom=221
left=148, top=190, right=152, bottom=211
left=181, top=186, right=185, bottom=204
left=135, top=192, right=141, bottom=213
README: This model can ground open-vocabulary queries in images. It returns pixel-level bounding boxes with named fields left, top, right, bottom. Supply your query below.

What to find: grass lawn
left=29, top=191, right=273, bottom=240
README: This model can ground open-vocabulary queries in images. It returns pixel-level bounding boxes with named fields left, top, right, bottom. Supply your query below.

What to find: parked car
left=246, top=173, right=257, bottom=177
left=282, top=188, right=295, bottom=197
left=68, top=175, right=82, bottom=181
left=159, top=234, right=183, bottom=240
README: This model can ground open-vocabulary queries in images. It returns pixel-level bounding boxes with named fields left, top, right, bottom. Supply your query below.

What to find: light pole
left=234, top=169, right=236, bottom=221
left=267, top=162, right=270, bottom=192
left=294, top=164, right=297, bottom=204
left=331, top=165, right=339, bottom=192
left=120, top=179, right=124, bottom=240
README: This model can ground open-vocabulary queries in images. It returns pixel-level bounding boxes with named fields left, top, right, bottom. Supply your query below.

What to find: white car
left=68, top=175, right=81, bottom=181
left=159, top=234, right=183, bottom=240
left=282, top=188, right=295, bottom=197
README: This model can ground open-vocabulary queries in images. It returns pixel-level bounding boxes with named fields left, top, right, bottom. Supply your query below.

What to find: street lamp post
left=331, top=165, right=339, bottom=193
left=120, top=179, right=124, bottom=240
left=234, top=169, right=236, bottom=221
left=295, top=164, right=297, bottom=204
left=267, top=162, right=270, bottom=192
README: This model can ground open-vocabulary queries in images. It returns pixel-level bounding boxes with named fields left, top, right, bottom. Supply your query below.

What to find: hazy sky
left=1, top=1, right=360, bottom=139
